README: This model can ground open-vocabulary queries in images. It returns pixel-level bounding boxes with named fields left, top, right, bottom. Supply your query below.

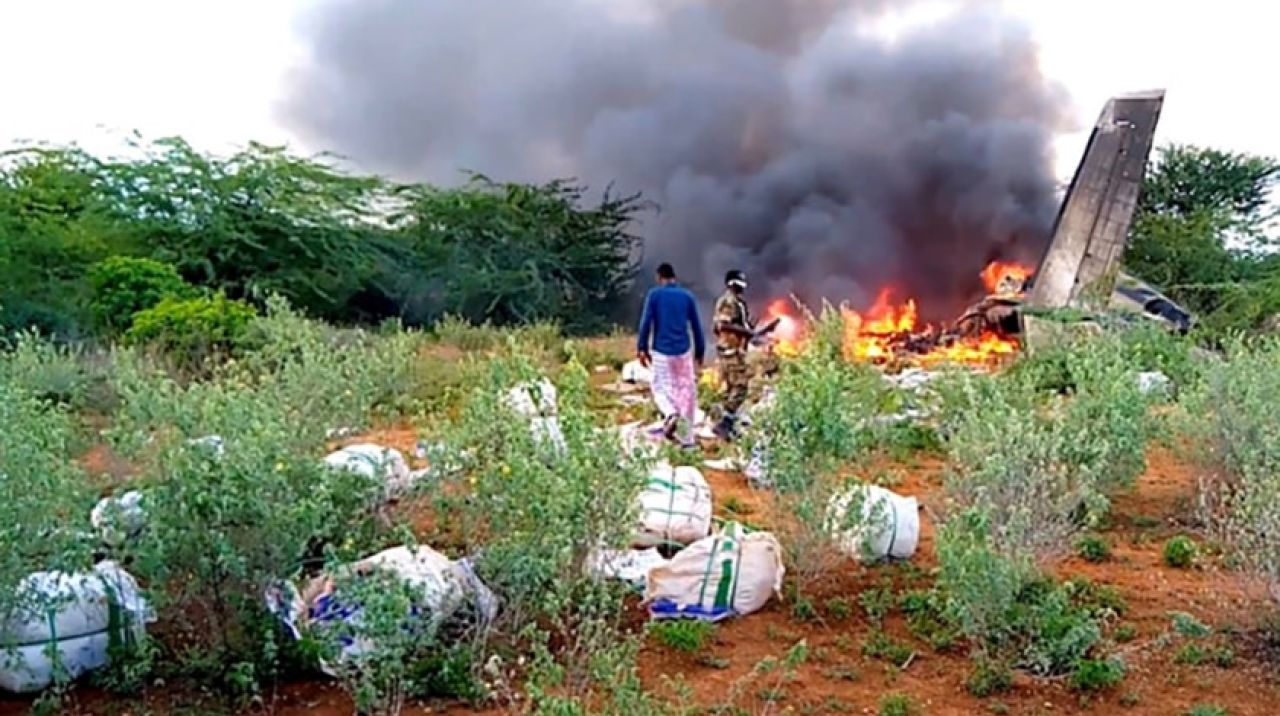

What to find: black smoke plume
left=283, top=0, right=1072, bottom=320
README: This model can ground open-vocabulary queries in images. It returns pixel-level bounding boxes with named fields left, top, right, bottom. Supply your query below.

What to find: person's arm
left=688, top=295, right=706, bottom=364
left=636, top=290, right=655, bottom=363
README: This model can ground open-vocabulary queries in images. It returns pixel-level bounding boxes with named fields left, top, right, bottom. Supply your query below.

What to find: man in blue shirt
left=637, top=263, right=706, bottom=448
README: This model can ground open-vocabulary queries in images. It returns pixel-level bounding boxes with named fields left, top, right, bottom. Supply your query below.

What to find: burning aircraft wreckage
left=759, top=90, right=1190, bottom=370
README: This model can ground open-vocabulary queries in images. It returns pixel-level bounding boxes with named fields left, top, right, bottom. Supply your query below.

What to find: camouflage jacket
left=713, top=289, right=752, bottom=356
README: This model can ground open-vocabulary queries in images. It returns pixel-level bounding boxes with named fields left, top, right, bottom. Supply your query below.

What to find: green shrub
left=1076, top=535, right=1112, bottom=563
left=0, top=382, right=97, bottom=645
left=1175, top=643, right=1208, bottom=666
left=126, top=293, right=256, bottom=363
left=877, top=693, right=917, bottom=716
left=1184, top=338, right=1280, bottom=606
left=901, top=589, right=960, bottom=650
left=0, top=330, right=91, bottom=407
left=88, top=256, right=196, bottom=332
left=1069, top=657, right=1126, bottom=692
left=966, top=658, right=1013, bottom=697
left=1184, top=705, right=1228, bottom=716
left=1163, top=536, right=1198, bottom=569
left=1170, top=612, right=1213, bottom=638
left=647, top=621, right=716, bottom=654
left=1113, top=624, right=1138, bottom=643
left=862, top=630, right=914, bottom=665
left=825, top=597, right=853, bottom=622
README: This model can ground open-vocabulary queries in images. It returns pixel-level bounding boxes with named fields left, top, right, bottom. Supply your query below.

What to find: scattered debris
left=0, top=561, right=155, bottom=693
left=187, top=434, right=226, bottom=457
left=645, top=522, right=784, bottom=622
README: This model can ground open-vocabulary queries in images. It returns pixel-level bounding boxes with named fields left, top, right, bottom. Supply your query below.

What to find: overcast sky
left=1, top=0, right=1275, bottom=182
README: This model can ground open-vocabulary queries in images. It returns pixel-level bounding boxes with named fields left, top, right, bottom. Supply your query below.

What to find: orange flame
left=757, top=260, right=1035, bottom=369
left=980, top=261, right=1033, bottom=295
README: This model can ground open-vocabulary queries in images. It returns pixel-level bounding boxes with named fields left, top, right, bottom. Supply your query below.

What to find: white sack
left=644, top=523, right=784, bottom=621
left=587, top=548, right=670, bottom=589
left=827, top=485, right=919, bottom=561
left=0, top=561, right=154, bottom=693
left=1137, top=370, right=1172, bottom=396
left=635, top=463, right=713, bottom=548
left=268, top=545, right=497, bottom=678
left=505, top=380, right=558, bottom=419
left=323, top=444, right=414, bottom=499
left=621, top=360, right=653, bottom=385
left=90, top=490, right=146, bottom=547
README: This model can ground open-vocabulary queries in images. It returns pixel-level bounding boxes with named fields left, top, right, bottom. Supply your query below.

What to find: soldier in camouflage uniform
left=712, top=270, right=777, bottom=441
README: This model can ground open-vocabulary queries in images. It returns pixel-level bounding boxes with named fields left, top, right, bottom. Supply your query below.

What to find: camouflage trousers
left=718, top=351, right=750, bottom=416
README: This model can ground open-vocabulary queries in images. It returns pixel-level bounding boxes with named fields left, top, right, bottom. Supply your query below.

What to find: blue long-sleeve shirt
left=637, top=284, right=706, bottom=361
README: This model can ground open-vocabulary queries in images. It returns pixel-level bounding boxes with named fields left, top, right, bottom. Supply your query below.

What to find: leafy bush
left=1069, top=657, right=1126, bottom=692
left=966, top=658, right=1013, bottom=697
left=428, top=349, right=647, bottom=703
left=935, top=512, right=1106, bottom=679
left=1077, top=535, right=1113, bottom=563
left=1163, top=536, right=1198, bottom=569
left=1170, top=612, right=1213, bottom=638
left=1184, top=705, right=1228, bottom=716
left=88, top=256, right=196, bottom=332
left=647, top=621, right=715, bottom=654
left=878, top=693, right=917, bottom=716
left=1183, top=338, right=1280, bottom=605
left=941, top=336, right=1150, bottom=559
left=0, top=330, right=92, bottom=407
left=749, top=303, right=889, bottom=585
left=126, top=293, right=256, bottom=364
left=433, top=314, right=562, bottom=355
left=0, top=382, right=97, bottom=647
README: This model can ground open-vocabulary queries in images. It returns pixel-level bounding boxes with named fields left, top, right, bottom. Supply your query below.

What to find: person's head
left=656, top=263, right=676, bottom=284
left=725, top=269, right=747, bottom=295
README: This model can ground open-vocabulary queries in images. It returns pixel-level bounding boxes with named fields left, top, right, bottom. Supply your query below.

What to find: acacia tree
left=1125, top=144, right=1280, bottom=335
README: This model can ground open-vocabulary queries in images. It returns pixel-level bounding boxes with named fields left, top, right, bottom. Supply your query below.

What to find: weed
left=1119, top=691, right=1141, bottom=707
left=1076, top=535, right=1112, bottom=563
left=862, top=630, right=914, bottom=666
left=791, top=595, right=820, bottom=624
left=647, top=621, right=716, bottom=654
left=1114, top=624, right=1139, bottom=643
left=720, top=495, right=753, bottom=518
left=900, top=589, right=959, bottom=650
left=1184, top=706, right=1228, bottom=716
left=697, top=654, right=731, bottom=670
left=1175, top=644, right=1209, bottom=666
left=1069, top=658, right=1126, bottom=692
left=1170, top=612, right=1213, bottom=638
left=1163, top=536, right=1198, bottom=569
left=823, top=665, right=859, bottom=682
left=966, top=658, right=1013, bottom=697
left=825, top=596, right=853, bottom=622
left=860, top=585, right=896, bottom=624
left=877, top=692, right=917, bottom=716
left=1211, top=646, right=1235, bottom=668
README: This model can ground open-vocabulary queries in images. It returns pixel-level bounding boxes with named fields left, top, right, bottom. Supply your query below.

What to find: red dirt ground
left=4, top=396, right=1277, bottom=715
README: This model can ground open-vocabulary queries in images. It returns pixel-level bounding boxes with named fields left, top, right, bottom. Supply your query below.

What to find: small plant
left=1184, top=706, right=1228, bottom=716
left=1170, top=612, right=1213, bottom=638
left=825, top=596, right=853, bottom=621
left=1076, top=534, right=1112, bottom=563
left=1163, top=535, right=1198, bottom=569
left=878, top=692, right=917, bottom=716
left=966, top=658, right=1013, bottom=697
left=1175, top=644, right=1209, bottom=666
left=1211, top=646, right=1235, bottom=668
left=721, top=495, right=754, bottom=518
left=860, top=585, right=895, bottom=624
left=791, top=595, right=819, bottom=623
left=823, top=665, right=859, bottom=682
left=647, top=621, right=716, bottom=654
left=862, top=630, right=914, bottom=666
left=1119, top=691, right=1141, bottom=707
left=1113, top=623, right=1138, bottom=643
left=1069, top=657, right=1126, bottom=692
left=126, top=293, right=257, bottom=366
